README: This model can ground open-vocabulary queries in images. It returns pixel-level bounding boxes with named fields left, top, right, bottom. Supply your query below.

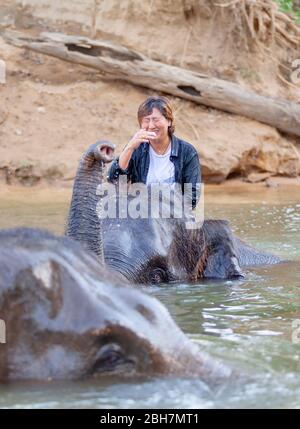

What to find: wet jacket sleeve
left=107, top=157, right=133, bottom=184
left=182, top=152, right=201, bottom=209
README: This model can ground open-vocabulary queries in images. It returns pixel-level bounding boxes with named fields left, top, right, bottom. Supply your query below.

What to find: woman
left=108, top=96, right=201, bottom=208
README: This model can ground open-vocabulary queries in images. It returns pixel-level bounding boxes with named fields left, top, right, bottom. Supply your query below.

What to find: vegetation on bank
left=276, top=0, right=300, bottom=23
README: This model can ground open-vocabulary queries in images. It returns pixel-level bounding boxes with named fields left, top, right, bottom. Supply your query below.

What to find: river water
left=0, top=185, right=299, bottom=408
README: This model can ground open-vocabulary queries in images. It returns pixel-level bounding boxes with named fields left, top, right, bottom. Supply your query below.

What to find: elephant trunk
left=66, top=141, right=115, bottom=264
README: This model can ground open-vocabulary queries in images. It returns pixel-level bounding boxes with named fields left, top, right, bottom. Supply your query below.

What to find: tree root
left=211, top=0, right=300, bottom=46
left=208, top=0, right=300, bottom=85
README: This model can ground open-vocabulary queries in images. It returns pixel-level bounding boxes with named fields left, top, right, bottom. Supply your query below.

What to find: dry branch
left=2, top=30, right=300, bottom=137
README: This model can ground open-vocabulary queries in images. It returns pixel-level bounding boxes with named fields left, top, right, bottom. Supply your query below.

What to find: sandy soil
left=0, top=0, right=300, bottom=188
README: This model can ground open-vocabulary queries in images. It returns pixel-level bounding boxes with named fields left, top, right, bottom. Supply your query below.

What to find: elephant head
left=0, top=227, right=231, bottom=382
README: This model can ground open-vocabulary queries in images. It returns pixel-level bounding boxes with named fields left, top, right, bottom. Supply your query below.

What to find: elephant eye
left=91, top=343, right=137, bottom=376
left=150, top=268, right=168, bottom=284
left=93, top=344, right=125, bottom=372
left=101, top=349, right=122, bottom=366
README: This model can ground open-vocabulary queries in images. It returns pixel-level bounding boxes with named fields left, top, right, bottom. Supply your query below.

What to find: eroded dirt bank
left=0, top=0, right=300, bottom=186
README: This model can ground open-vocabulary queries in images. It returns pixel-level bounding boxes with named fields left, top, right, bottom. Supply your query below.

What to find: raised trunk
left=66, top=141, right=115, bottom=264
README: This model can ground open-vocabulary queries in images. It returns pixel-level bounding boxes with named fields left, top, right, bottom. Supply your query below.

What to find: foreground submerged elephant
left=0, top=228, right=231, bottom=381
left=66, top=142, right=281, bottom=284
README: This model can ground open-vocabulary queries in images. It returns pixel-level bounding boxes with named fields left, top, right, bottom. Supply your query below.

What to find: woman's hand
left=127, top=129, right=157, bottom=150
left=118, top=130, right=156, bottom=171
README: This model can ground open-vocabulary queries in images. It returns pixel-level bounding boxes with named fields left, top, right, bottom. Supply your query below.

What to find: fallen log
left=2, top=30, right=300, bottom=137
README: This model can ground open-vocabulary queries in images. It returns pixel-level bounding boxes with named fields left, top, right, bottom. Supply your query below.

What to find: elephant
left=66, top=142, right=282, bottom=284
left=0, top=227, right=232, bottom=382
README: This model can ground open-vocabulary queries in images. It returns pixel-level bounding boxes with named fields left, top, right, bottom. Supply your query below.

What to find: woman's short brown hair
left=137, top=96, right=175, bottom=136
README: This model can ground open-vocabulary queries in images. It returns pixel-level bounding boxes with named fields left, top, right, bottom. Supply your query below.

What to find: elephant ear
left=202, top=220, right=245, bottom=279
left=168, top=220, right=244, bottom=280
left=168, top=223, right=208, bottom=281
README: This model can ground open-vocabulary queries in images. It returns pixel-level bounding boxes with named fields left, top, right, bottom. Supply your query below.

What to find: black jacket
left=108, top=134, right=201, bottom=208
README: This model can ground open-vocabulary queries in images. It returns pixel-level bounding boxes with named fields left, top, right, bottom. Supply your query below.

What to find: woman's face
left=140, top=108, right=171, bottom=142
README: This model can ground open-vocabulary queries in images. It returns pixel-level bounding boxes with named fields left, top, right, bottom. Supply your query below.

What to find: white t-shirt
left=146, top=144, right=175, bottom=185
